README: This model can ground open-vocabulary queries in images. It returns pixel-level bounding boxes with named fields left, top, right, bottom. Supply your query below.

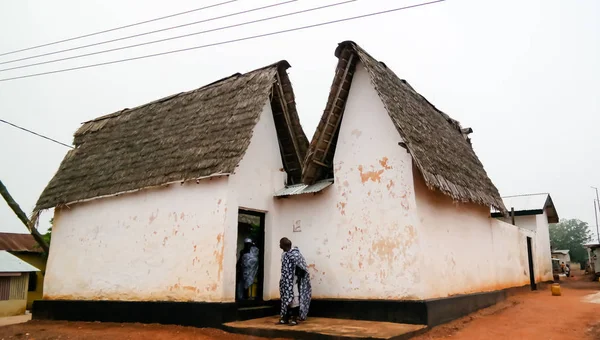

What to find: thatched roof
left=36, top=61, right=308, bottom=210
left=302, top=41, right=506, bottom=212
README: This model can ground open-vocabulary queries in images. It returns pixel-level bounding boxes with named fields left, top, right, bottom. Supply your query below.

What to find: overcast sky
left=1, top=0, right=599, bottom=240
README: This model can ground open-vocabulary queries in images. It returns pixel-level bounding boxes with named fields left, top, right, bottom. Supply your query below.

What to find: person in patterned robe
left=278, top=237, right=311, bottom=325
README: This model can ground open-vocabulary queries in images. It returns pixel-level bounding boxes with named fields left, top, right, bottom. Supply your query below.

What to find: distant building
left=585, top=243, right=599, bottom=276
left=491, top=193, right=559, bottom=282
left=0, top=251, right=40, bottom=317
left=551, top=250, right=571, bottom=265
left=0, top=233, right=45, bottom=309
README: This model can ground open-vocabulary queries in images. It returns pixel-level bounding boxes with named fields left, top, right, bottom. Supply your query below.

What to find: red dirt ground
left=0, top=321, right=287, bottom=340
left=0, top=274, right=598, bottom=340
left=414, top=274, right=600, bottom=340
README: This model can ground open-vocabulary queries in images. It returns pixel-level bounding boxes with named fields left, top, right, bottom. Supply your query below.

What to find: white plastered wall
left=534, top=212, right=553, bottom=281
left=44, top=99, right=288, bottom=303
left=496, top=213, right=553, bottom=282
left=270, top=62, right=422, bottom=300
left=45, top=177, right=230, bottom=302
left=224, top=101, right=287, bottom=301
left=415, top=168, right=536, bottom=299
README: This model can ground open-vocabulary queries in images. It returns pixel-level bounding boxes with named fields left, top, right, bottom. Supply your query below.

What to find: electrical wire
left=0, top=0, right=353, bottom=73
left=0, top=0, right=446, bottom=83
left=0, top=0, right=298, bottom=67
left=0, top=0, right=238, bottom=57
left=0, top=119, right=73, bottom=148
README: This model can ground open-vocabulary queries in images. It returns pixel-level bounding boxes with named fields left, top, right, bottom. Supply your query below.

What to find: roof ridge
left=307, top=40, right=506, bottom=212
left=502, top=193, right=550, bottom=198
left=80, top=60, right=290, bottom=126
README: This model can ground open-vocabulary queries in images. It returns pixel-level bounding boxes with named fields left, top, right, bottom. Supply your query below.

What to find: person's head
left=279, top=237, right=292, bottom=252
left=243, top=238, right=253, bottom=250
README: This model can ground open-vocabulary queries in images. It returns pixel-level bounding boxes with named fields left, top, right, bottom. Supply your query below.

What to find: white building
left=491, top=193, right=559, bottom=282
left=551, top=250, right=571, bottom=265
left=585, top=243, right=599, bottom=276
left=33, top=41, right=550, bottom=328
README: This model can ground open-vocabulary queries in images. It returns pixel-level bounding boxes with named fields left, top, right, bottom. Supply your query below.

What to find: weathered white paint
left=45, top=177, right=229, bottom=302
left=270, top=62, right=541, bottom=300
left=271, top=62, right=422, bottom=300
left=496, top=213, right=553, bottom=282
left=415, top=170, right=535, bottom=298
left=44, top=100, right=287, bottom=303
left=534, top=212, right=553, bottom=281
left=588, top=248, right=599, bottom=274
left=552, top=252, right=571, bottom=264
left=224, top=102, right=287, bottom=301
left=44, top=66, right=547, bottom=304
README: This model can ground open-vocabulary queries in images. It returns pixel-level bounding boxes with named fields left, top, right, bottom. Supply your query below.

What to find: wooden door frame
left=526, top=236, right=537, bottom=291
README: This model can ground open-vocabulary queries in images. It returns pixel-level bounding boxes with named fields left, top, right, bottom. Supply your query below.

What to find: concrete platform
left=223, top=316, right=427, bottom=340
left=0, top=314, right=32, bottom=327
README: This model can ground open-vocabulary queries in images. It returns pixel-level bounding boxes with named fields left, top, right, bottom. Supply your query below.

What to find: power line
left=0, top=0, right=238, bottom=58
left=0, top=0, right=353, bottom=73
left=0, top=0, right=446, bottom=83
left=0, top=0, right=298, bottom=67
left=0, top=119, right=73, bottom=148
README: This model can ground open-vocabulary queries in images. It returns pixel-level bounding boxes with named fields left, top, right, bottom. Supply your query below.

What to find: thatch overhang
left=302, top=41, right=506, bottom=213
left=36, top=61, right=308, bottom=210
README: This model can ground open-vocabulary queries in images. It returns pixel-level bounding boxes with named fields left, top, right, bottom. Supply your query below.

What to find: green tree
left=39, top=218, right=52, bottom=259
left=549, top=218, right=592, bottom=263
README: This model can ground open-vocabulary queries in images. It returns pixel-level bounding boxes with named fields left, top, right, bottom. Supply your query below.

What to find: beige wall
left=0, top=274, right=29, bottom=317
left=13, top=253, right=45, bottom=309
left=0, top=300, right=26, bottom=317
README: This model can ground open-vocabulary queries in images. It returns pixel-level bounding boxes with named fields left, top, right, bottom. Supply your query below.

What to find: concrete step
left=224, top=316, right=427, bottom=340
left=236, top=305, right=277, bottom=321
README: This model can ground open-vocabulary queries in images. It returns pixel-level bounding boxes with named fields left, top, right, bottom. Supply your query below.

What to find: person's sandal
left=289, top=317, right=298, bottom=326
left=277, top=318, right=287, bottom=325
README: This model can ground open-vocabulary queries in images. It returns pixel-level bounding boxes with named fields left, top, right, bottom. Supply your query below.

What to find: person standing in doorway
left=278, top=237, right=311, bottom=325
left=236, top=238, right=259, bottom=300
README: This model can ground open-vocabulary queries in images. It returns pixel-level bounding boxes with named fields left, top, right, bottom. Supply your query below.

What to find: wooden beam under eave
left=275, top=72, right=303, bottom=170
left=319, top=53, right=355, bottom=164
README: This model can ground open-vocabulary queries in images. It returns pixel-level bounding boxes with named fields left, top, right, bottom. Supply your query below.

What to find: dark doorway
left=526, top=237, right=537, bottom=291
left=235, top=209, right=265, bottom=303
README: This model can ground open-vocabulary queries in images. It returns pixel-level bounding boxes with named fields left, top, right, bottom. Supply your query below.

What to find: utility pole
left=0, top=180, right=49, bottom=253
left=593, top=187, right=600, bottom=243
left=595, top=200, right=600, bottom=244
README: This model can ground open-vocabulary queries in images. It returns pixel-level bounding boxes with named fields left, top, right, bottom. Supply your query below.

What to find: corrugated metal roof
left=0, top=251, right=40, bottom=273
left=0, top=233, right=42, bottom=253
left=501, top=193, right=549, bottom=212
left=491, top=193, right=559, bottom=223
left=552, top=249, right=570, bottom=255
left=274, top=179, right=333, bottom=197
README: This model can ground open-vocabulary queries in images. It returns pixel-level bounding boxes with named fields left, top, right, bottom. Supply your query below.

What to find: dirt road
left=414, top=275, right=600, bottom=340
left=0, top=276, right=597, bottom=340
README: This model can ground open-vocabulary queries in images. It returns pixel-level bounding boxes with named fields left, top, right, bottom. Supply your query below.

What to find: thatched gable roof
left=302, top=41, right=506, bottom=212
left=36, top=61, right=308, bottom=210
